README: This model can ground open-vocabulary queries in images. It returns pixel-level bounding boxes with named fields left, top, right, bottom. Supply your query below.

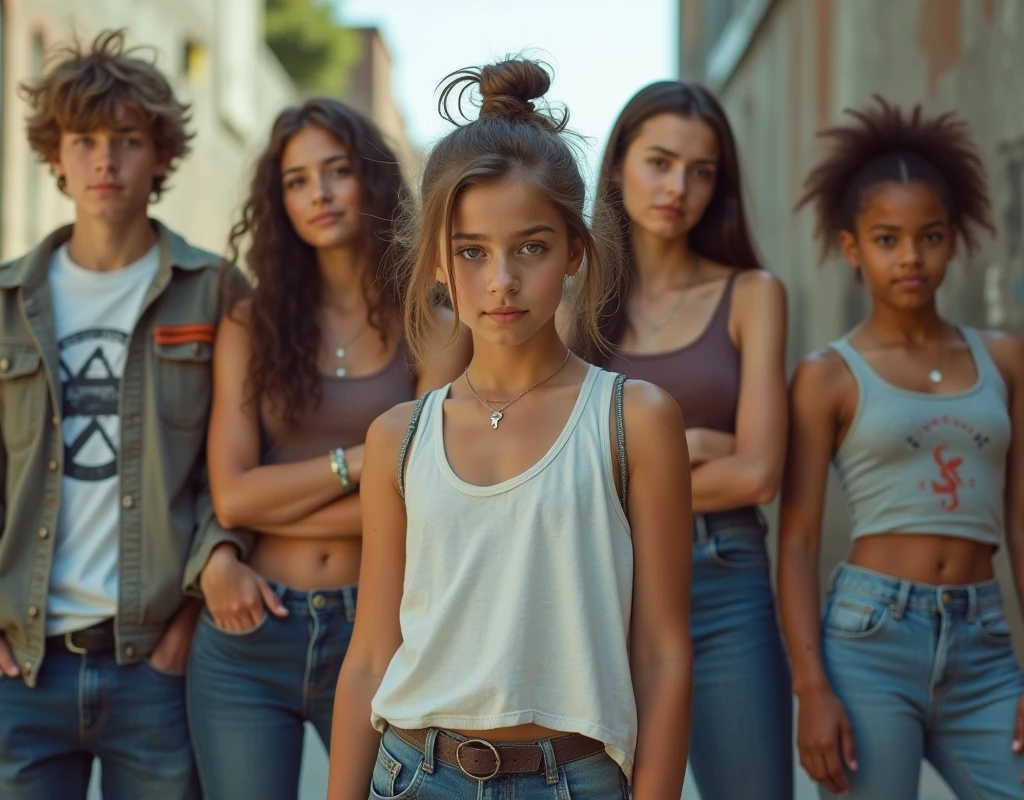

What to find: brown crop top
left=260, top=338, right=418, bottom=463
left=604, top=272, right=740, bottom=432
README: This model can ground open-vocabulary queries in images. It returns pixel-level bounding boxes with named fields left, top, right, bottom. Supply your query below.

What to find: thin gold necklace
left=463, top=349, right=572, bottom=430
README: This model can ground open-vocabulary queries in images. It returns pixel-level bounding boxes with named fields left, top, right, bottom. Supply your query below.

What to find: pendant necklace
left=331, top=320, right=370, bottom=377
left=929, top=343, right=943, bottom=385
left=463, top=349, right=572, bottom=430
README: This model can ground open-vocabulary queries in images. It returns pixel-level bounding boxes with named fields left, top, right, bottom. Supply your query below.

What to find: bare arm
left=625, top=381, right=694, bottom=799
left=981, top=331, right=1024, bottom=764
left=778, top=350, right=856, bottom=794
left=206, top=306, right=351, bottom=530
left=984, top=331, right=1024, bottom=613
left=689, top=271, right=788, bottom=511
left=327, top=404, right=413, bottom=800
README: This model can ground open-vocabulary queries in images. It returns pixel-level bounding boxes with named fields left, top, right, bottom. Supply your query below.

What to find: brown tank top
left=604, top=273, right=740, bottom=432
left=260, top=339, right=417, bottom=463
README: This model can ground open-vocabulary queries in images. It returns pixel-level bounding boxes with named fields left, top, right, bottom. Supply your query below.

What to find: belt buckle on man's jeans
left=64, top=633, right=89, bottom=655
left=456, top=739, right=502, bottom=781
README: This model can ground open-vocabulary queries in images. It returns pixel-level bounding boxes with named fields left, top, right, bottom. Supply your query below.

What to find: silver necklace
left=633, top=257, right=702, bottom=333
left=929, top=344, right=943, bottom=384
left=463, top=349, right=572, bottom=430
left=331, top=320, right=370, bottom=377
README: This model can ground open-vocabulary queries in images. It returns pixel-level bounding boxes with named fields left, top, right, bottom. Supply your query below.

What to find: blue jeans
left=0, top=644, right=198, bottom=799
left=187, top=582, right=357, bottom=800
left=369, top=727, right=629, bottom=799
left=688, top=509, right=794, bottom=800
left=821, top=563, right=1024, bottom=799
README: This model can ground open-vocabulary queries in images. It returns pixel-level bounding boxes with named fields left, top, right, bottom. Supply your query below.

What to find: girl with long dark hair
left=576, top=82, right=792, bottom=800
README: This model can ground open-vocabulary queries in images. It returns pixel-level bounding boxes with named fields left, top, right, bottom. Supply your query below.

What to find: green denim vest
left=0, top=221, right=252, bottom=686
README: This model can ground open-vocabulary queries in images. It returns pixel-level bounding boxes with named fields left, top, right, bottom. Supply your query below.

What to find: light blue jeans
left=821, top=563, right=1024, bottom=799
left=688, top=509, right=794, bottom=800
left=369, top=727, right=629, bottom=799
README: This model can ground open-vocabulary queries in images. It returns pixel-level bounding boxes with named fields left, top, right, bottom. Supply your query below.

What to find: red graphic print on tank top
left=908, top=415, right=989, bottom=514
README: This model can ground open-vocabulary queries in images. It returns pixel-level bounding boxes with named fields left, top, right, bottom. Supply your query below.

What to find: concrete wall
left=0, top=0, right=299, bottom=259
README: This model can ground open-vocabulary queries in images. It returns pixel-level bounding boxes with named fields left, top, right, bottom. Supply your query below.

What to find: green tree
left=265, top=0, right=361, bottom=95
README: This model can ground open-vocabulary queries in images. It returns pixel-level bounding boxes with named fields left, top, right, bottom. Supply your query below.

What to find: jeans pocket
left=708, top=532, right=768, bottom=570
left=202, top=607, right=270, bottom=639
left=823, top=595, right=891, bottom=640
left=143, top=658, right=186, bottom=682
left=977, top=605, right=1013, bottom=644
left=369, top=739, right=424, bottom=799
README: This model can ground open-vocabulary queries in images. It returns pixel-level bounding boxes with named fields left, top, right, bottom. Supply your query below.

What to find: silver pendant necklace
left=331, top=320, right=370, bottom=377
left=463, top=349, right=572, bottom=430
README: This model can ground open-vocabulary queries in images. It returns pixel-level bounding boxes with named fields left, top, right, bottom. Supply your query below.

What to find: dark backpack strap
left=397, top=391, right=431, bottom=500
left=613, top=373, right=628, bottom=514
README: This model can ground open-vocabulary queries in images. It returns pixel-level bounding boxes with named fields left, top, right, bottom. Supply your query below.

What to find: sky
left=336, top=0, right=678, bottom=181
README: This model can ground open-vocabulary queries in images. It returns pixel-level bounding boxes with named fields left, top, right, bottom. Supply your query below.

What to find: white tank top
left=370, top=365, right=637, bottom=779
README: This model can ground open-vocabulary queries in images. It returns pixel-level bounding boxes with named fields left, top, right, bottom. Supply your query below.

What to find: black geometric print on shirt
left=58, top=328, right=125, bottom=482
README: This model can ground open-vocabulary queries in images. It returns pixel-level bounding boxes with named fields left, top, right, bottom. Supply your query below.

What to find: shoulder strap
left=613, top=373, right=628, bottom=514
left=397, top=391, right=432, bottom=500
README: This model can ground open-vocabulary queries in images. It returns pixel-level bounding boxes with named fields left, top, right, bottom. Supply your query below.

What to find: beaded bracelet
left=329, top=447, right=352, bottom=494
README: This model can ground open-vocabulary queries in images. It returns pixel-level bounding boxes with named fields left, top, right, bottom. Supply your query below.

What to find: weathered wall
left=681, top=0, right=1024, bottom=650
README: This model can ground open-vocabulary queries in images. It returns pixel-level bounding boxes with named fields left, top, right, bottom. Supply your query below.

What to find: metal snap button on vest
left=28, top=606, right=38, bottom=618
left=121, top=495, right=134, bottom=509
left=48, top=460, right=58, bottom=472
left=0, top=358, right=10, bottom=371
left=312, top=594, right=326, bottom=609
left=22, top=663, right=32, bottom=677
left=38, top=527, right=49, bottom=539
left=125, top=645, right=136, bottom=658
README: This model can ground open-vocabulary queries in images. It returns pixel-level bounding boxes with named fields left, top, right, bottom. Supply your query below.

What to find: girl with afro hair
left=778, top=97, right=1024, bottom=799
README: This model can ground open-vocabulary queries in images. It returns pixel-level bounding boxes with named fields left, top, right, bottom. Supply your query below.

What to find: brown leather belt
left=390, top=727, right=606, bottom=781
left=45, top=620, right=116, bottom=654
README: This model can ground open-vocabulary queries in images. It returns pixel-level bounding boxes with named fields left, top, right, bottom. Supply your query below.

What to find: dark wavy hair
left=585, top=81, right=763, bottom=361
left=796, top=95, right=995, bottom=261
left=225, top=98, right=406, bottom=428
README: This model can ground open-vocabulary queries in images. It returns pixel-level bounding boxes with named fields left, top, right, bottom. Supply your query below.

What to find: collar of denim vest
left=0, top=218, right=220, bottom=291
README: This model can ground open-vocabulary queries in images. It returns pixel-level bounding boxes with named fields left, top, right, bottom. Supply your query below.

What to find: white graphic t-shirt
left=46, top=242, right=160, bottom=635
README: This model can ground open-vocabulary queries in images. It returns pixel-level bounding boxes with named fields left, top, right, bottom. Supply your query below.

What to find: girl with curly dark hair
left=779, top=97, right=1024, bottom=799
left=187, top=98, right=470, bottom=800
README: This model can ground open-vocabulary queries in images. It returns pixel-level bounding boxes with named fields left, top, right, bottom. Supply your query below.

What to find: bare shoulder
left=368, top=400, right=422, bottom=456
left=977, top=328, right=1024, bottom=384
left=791, top=347, right=850, bottom=402
left=621, top=378, right=685, bottom=446
left=733, top=268, right=787, bottom=308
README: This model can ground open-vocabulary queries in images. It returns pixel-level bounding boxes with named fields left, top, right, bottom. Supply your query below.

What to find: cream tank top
left=370, top=366, right=638, bottom=779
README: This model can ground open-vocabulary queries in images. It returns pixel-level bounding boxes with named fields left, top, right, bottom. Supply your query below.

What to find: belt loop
left=694, top=514, right=709, bottom=546
left=422, top=729, right=438, bottom=774
left=891, top=580, right=911, bottom=619
left=826, top=563, right=842, bottom=594
left=539, top=739, right=558, bottom=785
left=344, top=587, right=357, bottom=623
left=967, top=585, right=977, bottom=623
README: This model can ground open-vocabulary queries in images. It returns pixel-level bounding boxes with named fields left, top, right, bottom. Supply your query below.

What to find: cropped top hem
left=372, top=709, right=633, bottom=781
left=850, top=525, right=1001, bottom=548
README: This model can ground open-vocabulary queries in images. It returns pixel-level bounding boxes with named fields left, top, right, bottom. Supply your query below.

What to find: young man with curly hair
left=0, top=29, right=251, bottom=800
